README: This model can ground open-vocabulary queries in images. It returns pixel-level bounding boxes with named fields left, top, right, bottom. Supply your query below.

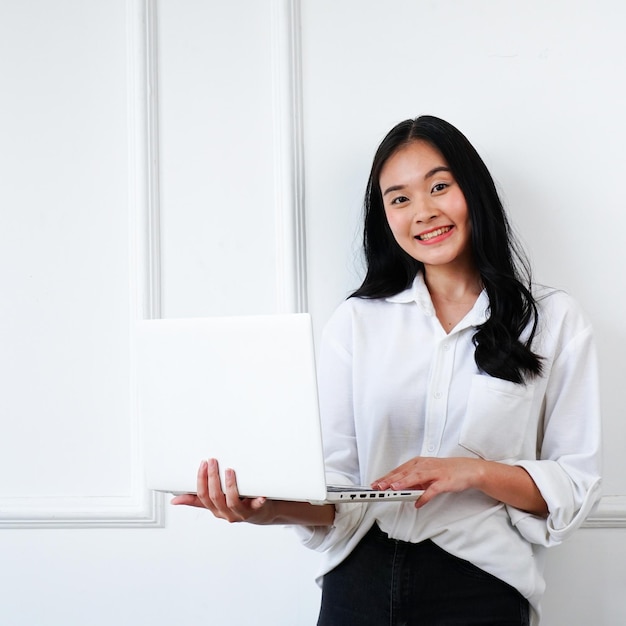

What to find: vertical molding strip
left=125, top=0, right=164, bottom=527
left=0, top=0, right=164, bottom=529
left=144, top=0, right=163, bottom=319
left=271, top=0, right=307, bottom=314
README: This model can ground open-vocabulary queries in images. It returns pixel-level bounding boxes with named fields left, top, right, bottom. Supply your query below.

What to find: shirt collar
left=386, top=273, right=490, bottom=328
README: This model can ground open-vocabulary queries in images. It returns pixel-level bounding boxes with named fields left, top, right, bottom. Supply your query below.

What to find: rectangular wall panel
left=157, top=0, right=287, bottom=318
left=301, top=0, right=626, bottom=526
left=0, top=0, right=160, bottom=527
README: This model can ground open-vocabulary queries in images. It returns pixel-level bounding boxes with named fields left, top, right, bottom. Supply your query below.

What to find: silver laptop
left=136, top=313, right=423, bottom=505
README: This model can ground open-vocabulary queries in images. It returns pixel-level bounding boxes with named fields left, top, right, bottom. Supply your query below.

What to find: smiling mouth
left=416, top=226, right=453, bottom=241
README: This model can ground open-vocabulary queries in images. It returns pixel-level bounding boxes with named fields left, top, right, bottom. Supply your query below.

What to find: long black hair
left=351, top=115, right=542, bottom=383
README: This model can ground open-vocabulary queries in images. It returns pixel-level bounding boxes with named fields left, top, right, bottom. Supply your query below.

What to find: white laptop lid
left=137, top=313, right=329, bottom=502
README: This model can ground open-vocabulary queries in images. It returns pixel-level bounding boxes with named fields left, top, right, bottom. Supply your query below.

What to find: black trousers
left=317, top=524, right=530, bottom=626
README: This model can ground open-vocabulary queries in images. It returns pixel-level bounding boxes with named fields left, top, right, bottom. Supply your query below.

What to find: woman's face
left=379, top=140, right=474, bottom=272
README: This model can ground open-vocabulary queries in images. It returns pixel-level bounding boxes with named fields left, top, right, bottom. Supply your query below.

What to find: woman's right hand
left=171, top=458, right=275, bottom=524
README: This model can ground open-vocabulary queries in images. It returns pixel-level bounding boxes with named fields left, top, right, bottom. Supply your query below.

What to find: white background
left=0, top=1, right=625, bottom=624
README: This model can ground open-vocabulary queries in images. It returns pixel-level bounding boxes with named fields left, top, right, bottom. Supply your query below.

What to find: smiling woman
left=174, top=115, right=601, bottom=626
left=354, top=116, right=544, bottom=384
left=380, top=140, right=474, bottom=282
left=307, top=116, right=600, bottom=626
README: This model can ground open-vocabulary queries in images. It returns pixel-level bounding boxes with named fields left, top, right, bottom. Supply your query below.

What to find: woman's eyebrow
left=382, top=166, right=451, bottom=196
left=424, top=166, right=451, bottom=180
left=382, top=184, right=406, bottom=197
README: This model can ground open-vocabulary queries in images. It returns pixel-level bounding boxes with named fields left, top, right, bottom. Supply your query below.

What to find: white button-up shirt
left=295, top=273, right=602, bottom=625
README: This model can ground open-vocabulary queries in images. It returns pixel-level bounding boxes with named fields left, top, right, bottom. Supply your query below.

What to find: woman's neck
left=423, top=264, right=483, bottom=301
left=423, top=264, right=483, bottom=332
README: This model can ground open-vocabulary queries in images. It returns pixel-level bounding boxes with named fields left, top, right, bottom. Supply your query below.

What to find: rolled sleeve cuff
left=292, top=500, right=368, bottom=552
left=292, top=473, right=368, bottom=552
left=508, top=460, right=602, bottom=546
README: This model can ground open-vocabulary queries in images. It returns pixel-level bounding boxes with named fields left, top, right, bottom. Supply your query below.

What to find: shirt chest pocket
left=459, top=375, right=535, bottom=461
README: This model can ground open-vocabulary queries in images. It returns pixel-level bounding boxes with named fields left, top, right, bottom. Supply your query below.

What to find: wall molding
left=583, top=495, right=626, bottom=528
left=0, top=0, right=164, bottom=529
left=3, top=0, right=623, bottom=533
left=0, top=491, right=163, bottom=530
left=266, top=0, right=626, bottom=530
left=271, top=0, right=307, bottom=313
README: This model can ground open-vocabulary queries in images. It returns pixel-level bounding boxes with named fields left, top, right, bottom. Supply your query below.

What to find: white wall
left=0, top=1, right=624, bottom=624
left=157, top=0, right=279, bottom=318
left=0, top=0, right=134, bottom=507
left=302, top=0, right=626, bottom=504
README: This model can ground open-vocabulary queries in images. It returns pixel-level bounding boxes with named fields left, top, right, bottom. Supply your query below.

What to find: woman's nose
left=412, top=198, right=439, bottom=223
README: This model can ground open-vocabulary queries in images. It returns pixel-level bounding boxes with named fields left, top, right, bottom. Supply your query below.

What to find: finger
left=371, top=471, right=400, bottom=489
left=222, top=469, right=268, bottom=519
left=372, top=458, right=423, bottom=489
left=414, top=483, right=441, bottom=508
left=389, top=472, right=423, bottom=490
left=373, top=468, right=413, bottom=490
left=223, top=468, right=247, bottom=517
left=380, top=469, right=435, bottom=492
left=195, top=459, right=213, bottom=508
left=210, top=464, right=252, bottom=522
left=415, top=489, right=431, bottom=508
left=249, top=496, right=268, bottom=511
left=196, top=458, right=227, bottom=517
left=170, top=493, right=201, bottom=507
left=396, top=465, right=442, bottom=490
left=206, top=458, right=230, bottom=513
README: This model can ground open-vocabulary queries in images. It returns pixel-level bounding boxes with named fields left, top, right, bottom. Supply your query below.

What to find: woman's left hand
left=372, top=456, right=548, bottom=516
left=371, top=456, right=485, bottom=508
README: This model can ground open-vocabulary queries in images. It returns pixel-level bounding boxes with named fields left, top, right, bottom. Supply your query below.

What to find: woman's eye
left=391, top=195, right=409, bottom=205
left=432, top=183, right=448, bottom=193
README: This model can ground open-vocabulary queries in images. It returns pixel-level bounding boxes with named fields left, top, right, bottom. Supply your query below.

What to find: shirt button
left=442, top=343, right=450, bottom=351
left=434, top=391, right=443, bottom=399
left=427, top=444, right=436, bottom=453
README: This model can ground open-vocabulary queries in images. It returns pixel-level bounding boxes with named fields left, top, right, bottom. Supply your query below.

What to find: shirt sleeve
left=507, top=322, right=602, bottom=547
left=293, top=303, right=369, bottom=551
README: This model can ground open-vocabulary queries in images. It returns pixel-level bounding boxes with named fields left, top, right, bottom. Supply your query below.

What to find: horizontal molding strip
left=0, top=491, right=163, bottom=529
left=583, top=495, right=626, bottom=528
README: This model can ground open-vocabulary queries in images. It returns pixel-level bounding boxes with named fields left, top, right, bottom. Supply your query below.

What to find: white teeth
left=418, top=226, right=452, bottom=241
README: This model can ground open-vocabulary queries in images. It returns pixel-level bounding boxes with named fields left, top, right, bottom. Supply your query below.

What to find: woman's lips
left=416, top=226, right=453, bottom=242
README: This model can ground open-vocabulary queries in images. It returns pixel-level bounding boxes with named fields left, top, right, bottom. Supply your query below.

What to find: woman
left=173, top=116, right=602, bottom=625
